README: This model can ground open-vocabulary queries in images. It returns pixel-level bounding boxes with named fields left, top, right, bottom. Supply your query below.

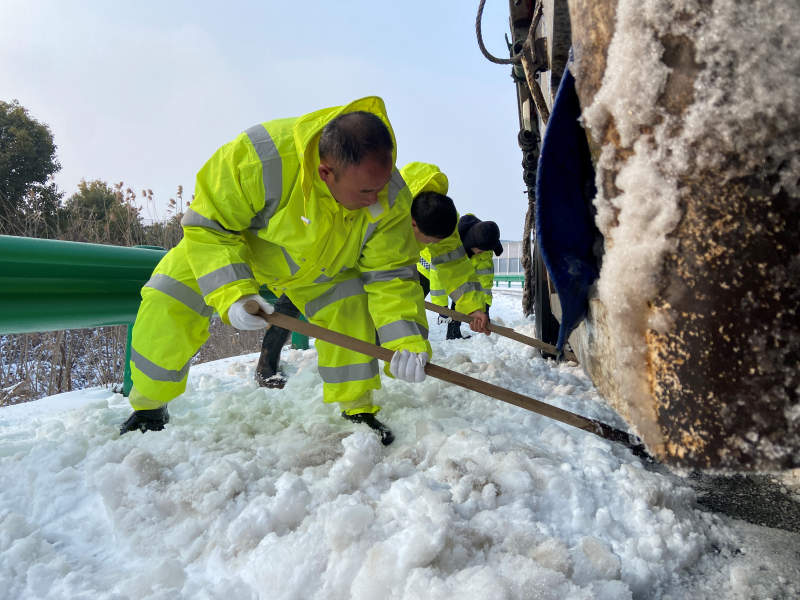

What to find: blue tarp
left=535, top=66, right=600, bottom=359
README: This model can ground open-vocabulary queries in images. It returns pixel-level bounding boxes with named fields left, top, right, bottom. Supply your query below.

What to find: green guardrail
left=0, top=235, right=308, bottom=397
left=494, top=274, right=525, bottom=288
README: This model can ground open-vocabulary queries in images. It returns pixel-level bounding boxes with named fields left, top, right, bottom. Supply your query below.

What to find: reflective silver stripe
left=197, top=263, right=255, bottom=297
left=131, top=348, right=191, bottom=383
left=359, top=221, right=379, bottom=256
left=361, top=265, right=419, bottom=286
left=387, top=169, right=405, bottom=208
left=245, top=124, right=283, bottom=206
left=181, top=208, right=240, bottom=235
left=361, top=169, right=405, bottom=245
left=430, top=289, right=448, bottom=297
left=248, top=198, right=279, bottom=236
left=305, top=278, right=365, bottom=318
left=483, top=287, right=494, bottom=297
left=476, top=268, right=494, bottom=276
left=314, top=266, right=350, bottom=284
left=144, top=274, right=213, bottom=317
left=368, top=202, right=384, bottom=219
left=432, top=246, right=466, bottom=265
left=282, top=246, right=300, bottom=275
left=450, top=281, right=482, bottom=302
left=377, top=320, right=428, bottom=344
left=318, top=360, right=379, bottom=384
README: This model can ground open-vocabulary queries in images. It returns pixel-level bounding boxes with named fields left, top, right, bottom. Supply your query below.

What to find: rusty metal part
left=476, top=0, right=523, bottom=65
left=520, top=3, right=550, bottom=124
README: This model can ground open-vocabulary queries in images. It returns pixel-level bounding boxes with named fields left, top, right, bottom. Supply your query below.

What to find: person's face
left=318, top=155, right=393, bottom=211
left=471, top=247, right=485, bottom=254
left=412, top=219, right=443, bottom=245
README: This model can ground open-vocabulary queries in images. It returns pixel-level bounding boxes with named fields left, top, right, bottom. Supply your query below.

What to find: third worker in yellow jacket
left=431, top=212, right=502, bottom=339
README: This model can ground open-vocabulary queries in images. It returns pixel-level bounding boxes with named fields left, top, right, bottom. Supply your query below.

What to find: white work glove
left=389, top=349, right=429, bottom=383
left=437, top=315, right=452, bottom=325
left=227, top=294, right=274, bottom=330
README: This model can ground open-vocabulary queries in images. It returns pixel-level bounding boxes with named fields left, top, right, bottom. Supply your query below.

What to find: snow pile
left=1, top=293, right=799, bottom=599
left=580, top=0, right=800, bottom=410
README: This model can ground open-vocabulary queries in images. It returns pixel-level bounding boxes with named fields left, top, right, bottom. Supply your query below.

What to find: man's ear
left=411, top=218, right=418, bottom=230
left=318, top=162, right=335, bottom=183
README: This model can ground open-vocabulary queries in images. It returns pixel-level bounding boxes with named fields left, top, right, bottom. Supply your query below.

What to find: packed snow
left=580, top=0, right=800, bottom=408
left=1, top=292, right=799, bottom=599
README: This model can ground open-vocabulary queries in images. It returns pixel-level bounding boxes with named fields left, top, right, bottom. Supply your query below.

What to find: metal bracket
left=529, top=37, right=548, bottom=74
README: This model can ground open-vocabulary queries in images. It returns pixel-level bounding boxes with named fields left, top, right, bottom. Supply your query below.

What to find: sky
left=1, top=0, right=527, bottom=237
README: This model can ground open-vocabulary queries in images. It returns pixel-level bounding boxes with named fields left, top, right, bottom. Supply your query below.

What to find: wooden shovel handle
left=243, top=300, right=642, bottom=452
left=424, top=301, right=579, bottom=363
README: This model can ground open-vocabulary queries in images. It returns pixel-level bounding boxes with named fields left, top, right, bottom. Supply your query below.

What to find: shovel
left=425, top=301, right=579, bottom=363
left=244, top=300, right=648, bottom=456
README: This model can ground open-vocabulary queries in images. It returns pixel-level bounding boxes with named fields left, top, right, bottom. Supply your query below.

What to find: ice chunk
left=579, top=536, right=622, bottom=581
left=730, top=565, right=753, bottom=599
left=328, top=432, right=383, bottom=493
left=319, top=494, right=374, bottom=552
left=530, top=537, right=574, bottom=578
left=271, top=472, right=311, bottom=529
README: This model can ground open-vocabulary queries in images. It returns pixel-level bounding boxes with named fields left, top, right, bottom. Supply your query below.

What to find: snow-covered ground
left=1, top=292, right=798, bottom=599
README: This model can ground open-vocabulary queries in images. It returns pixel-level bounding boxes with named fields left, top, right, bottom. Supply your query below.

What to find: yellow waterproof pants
left=130, top=241, right=381, bottom=414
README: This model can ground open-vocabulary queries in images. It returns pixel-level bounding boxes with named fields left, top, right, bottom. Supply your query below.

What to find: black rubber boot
left=256, top=371, right=290, bottom=389
left=119, top=405, right=169, bottom=435
left=446, top=320, right=469, bottom=340
left=255, top=294, right=303, bottom=388
left=342, top=412, right=395, bottom=446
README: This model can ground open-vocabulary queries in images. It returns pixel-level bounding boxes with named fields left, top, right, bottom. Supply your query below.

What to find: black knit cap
left=462, top=221, right=503, bottom=256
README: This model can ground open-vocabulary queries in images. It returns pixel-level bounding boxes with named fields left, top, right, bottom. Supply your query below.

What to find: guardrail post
left=259, top=285, right=309, bottom=350
left=120, top=246, right=167, bottom=398
left=123, top=323, right=134, bottom=397
left=292, top=316, right=310, bottom=349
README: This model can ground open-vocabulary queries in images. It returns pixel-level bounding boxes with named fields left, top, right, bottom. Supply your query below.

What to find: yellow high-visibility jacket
left=182, top=96, right=430, bottom=357
left=471, top=249, right=496, bottom=307
left=399, top=162, right=484, bottom=315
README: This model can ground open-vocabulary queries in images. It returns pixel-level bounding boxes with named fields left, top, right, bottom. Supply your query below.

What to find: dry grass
left=0, top=327, right=128, bottom=405
left=0, top=182, right=268, bottom=406
left=193, top=319, right=266, bottom=366
left=0, top=320, right=265, bottom=407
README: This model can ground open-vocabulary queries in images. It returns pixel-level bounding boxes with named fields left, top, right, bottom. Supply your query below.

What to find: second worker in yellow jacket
left=400, top=162, right=491, bottom=339
left=252, top=161, right=490, bottom=390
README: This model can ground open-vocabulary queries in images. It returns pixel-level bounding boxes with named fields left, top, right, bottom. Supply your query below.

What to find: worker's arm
left=474, top=251, right=495, bottom=308
left=182, top=132, right=272, bottom=322
left=428, top=229, right=485, bottom=315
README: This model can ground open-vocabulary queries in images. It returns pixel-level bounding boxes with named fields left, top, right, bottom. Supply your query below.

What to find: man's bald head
left=318, top=111, right=394, bottom=175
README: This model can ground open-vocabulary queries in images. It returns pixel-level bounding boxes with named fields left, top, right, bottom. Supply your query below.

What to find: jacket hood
left=399, top=162, right=449, bottom=198
left=293, top=96, right=398, bottom=211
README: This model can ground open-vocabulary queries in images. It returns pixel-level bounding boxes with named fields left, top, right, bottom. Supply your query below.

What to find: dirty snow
left=581, top=0, right=800, bottom=413
left=1, top=293, right=798, bottom=599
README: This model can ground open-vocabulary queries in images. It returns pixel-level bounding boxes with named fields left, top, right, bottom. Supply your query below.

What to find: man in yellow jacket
left=120, top=97, right=431, bottom=445
left=437, top=213, right=502, bottom=339
left=253, top=162, right=490, bottom=389
left=400, top=162, right=490, bottom=339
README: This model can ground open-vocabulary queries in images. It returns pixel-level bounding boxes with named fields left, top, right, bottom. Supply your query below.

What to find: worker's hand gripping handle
left=244, top=299, right=268, bottom=319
